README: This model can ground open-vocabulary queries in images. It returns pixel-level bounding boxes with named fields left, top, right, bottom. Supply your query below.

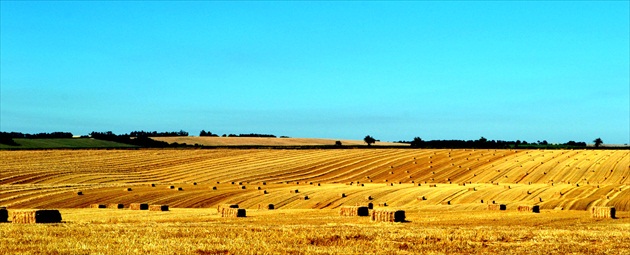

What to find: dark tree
left=410, top=137, right=424, bottom=148
left=593, top=138, right=603, bottom=148
left=364, top=135, right=376, bottom=146
left=200, top=130, right=207, bottom=136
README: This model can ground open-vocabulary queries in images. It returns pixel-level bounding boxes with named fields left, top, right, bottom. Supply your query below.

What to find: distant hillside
left=152, top=136, right=408, bottom=147
left=0, top=138, right=138, bottom=149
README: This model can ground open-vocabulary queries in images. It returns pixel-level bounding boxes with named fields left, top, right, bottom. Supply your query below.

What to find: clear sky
left=1, top=1, right=629, bottom=144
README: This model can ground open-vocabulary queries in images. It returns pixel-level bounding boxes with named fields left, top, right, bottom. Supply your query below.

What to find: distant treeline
left=200, top=130, right=277, bottom=138
left=1, top=132, right=74, bottom=146
left=89, top=131, right=181, bottom=148
left=402, top=137, right=588, bottom=149
left=129, top=130, right=189, bottom=137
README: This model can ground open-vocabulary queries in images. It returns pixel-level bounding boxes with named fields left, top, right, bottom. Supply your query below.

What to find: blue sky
left=1, top=1, right=629, bottom=144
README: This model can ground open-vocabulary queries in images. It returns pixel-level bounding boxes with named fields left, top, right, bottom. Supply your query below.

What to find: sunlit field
left=1, top=149, right=628, bottom=254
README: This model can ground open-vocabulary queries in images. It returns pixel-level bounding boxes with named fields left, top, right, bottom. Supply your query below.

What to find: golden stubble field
left=1, top=148, right=629, bottom=254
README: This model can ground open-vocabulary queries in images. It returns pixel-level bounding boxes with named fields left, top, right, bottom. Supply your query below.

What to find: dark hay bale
left=107, top=203, right=124, bottom=209
left=267, top=204, right=275, bottom=210
left=149, top=205, right=169, bottom=211
left=125, top=188, right=132, bottom=191
left=304, top=195, right=309, bottom=200
left=193, top=182, right=197, bottom=185
left=366, top=196, right=373, bottom=200
left=339, top=206, right=369, bottom=217
left=488, top=204, right=506, bottom=211
left=150, top=184, right=156, bottom=187
left=169, top=186, right=175, bottom=189
left=371, top=209, right=405, bottom=222
left=212, top=186, right=217, bottom=190
left=177, top=187, right=183, bottom=191
left=90, top=204, right=106, bottom=209
left=221, top=208, right=246, bottom=218
left=291, top=190, right=299, bottom=193
left=77, top=191, right=83, bottom=195
left=130, top=203, right=149, bottom=210
left=341, top=193, right=346, bottom=198
left=517, top=205, right=540, bottom=213
left=241, top=186, right=246, bottom=189
left=0, top=209, right=8, bottom=223
left=591, top=206, right=616, bottom=219
left=12, top=210, right=62, bottom=224
left=367, top=203, right=374, bottom=209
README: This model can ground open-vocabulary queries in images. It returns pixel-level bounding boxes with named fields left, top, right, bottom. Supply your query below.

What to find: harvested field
left=0, top=148, right=628, bottom=253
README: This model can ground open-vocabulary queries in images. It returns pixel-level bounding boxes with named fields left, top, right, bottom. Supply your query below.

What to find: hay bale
left=221, top=208, right=246, bottom=218
left=339, top=206, right=369, bottom=217
left=149, top=205, right=169, bottom=211
left=468, top=187, right=476, bottom=191
left=212, top=186, right=217, bottom=190
left=168, top=186, right=175, bottom=189
left=241, top=186, right=246, bottom=189
left=260, top=190, right=268, bottom=194
left=262, top=182, right=266, bottom=185
left=77, top=191, right=83, bottom=195
left=177, top=187, right=183, bottom=191
left=371, top=209, right=405, bottom=222
left=304, top=195, right=310, bottom=200
left=341, top=193, right=346, bottom=198
left=0, top=209, right=8, bottom=223
left=291, top=189, right=299, bottom=193
left=129, top=203, right=148, bottom=210
left=429, top=184, right=437, bottom=187
left=488, top=204, right=506, bottom=211
left=193, top=182, right=197, bottom=185
left=90, top=204, right=106, bottom=209
left=267, top=204, right=275, bottom=210
left=12, top=210, right=62, bottom=223
left=367, top=202, right=374, bottom=209
left=125, top=188, right=132, bottom=191
left=366, top=195, right=373, bottom=200
left=442, top=201, right=451, bottom=205
left=517, top=205, right=540, bottom=213
left=150, top=184, right=156, bottom=187
left=591, top=206, right=616, bottom=219
left=107, top=203, right=124, bottom=209
left=217, top=204, right=239, bottom=213
left=378, top=202, right=388, bottom=207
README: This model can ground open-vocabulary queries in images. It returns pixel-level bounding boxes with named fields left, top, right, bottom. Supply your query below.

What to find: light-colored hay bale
left=12, top=210, right=62, bottom=224
left=371, top=209, right=405, bottom=222
left=217, top=204, right=239, bottom=213
left=129, top=203, right=148, bottom=210
left=149, top=205, right=169, bottom=211
left=77, top=191, right=83, bottom=195
left=517, top=205, right=540, bottom=213
left=0, top=209, right=8, bottom=223
left=591, top=206, right=616, bottom=219
left=90, top=204, right=106, bottom=209
left=339, top=206, right=369, bottom=217
left=488, top=204, right=506, bottom=211
left=221, top=208, right=246, bottom=217
left=107, top=203, right=124, bottom=209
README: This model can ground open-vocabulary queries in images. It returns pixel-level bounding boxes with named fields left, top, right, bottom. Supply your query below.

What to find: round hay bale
left=169, top=186, right=175, bottom=189
left=304, top=196, right=309, bottom=200
left=212, top=186, right=217, bottom=190
left=77, top=191, right=83, bottom=195
left=125, top=188, right=132, bottom=191
left=341, top=193, right=346, bottom=198
left=177, top=187, right=183, bottom=191
left=150, top=184, right=156, bottom=187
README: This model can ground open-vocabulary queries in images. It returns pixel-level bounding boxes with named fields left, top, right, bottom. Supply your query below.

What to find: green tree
left=593, top=138, right=603, bottom=148
left=364, top=135, right=376, bottom=146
